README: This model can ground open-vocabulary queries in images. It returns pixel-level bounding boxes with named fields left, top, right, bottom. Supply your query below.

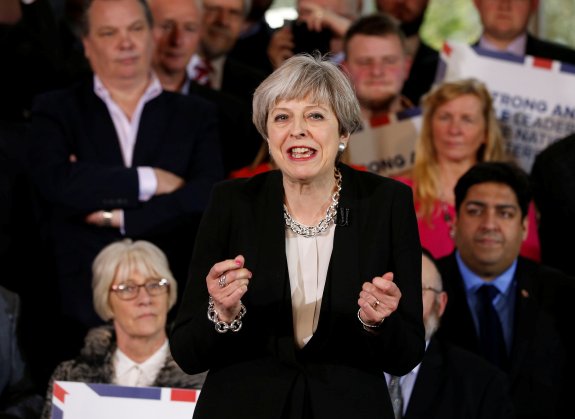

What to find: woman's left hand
left=358, top=272, right=401, bottom=326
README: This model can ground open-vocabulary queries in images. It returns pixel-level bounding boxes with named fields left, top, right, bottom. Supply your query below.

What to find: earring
left=338, top=142, right=346, bottom=153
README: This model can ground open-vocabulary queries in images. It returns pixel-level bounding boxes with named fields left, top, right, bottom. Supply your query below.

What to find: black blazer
left=221, top=56, right=267, bottom=108
left=402, top=40, right=439, bottom=106
left=525, top=33, right=575, bottom=65
left=171, top=164, right=425, bottom=419
left=436, top=254, right=574, bottom=419
left=188, top=81, right=263, bottom=176
left=405, top=337, right=514, bottom=419
left=531, top=133, right=575, bottom=276
left=27, top=79, right=224, bottom=328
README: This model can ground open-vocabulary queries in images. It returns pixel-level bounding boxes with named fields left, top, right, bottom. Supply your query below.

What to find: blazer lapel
left=132, top=94, right=167, bottom=166
left=81, top=85, right=125, bottom=165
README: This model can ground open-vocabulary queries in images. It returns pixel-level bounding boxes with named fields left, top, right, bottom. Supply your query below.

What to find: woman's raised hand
left=206, top=255, right=252, bottom=322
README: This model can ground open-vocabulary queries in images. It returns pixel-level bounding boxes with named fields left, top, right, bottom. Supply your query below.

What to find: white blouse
left=286, top=224, right=335, bottom=348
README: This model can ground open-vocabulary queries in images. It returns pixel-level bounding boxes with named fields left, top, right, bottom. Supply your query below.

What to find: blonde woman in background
left=395, top=78, right=540, bottom=261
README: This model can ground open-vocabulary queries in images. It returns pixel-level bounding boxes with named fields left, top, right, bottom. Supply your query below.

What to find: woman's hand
left=207, top=255, right=252, bottom=322
left=358, top=272, right=401, bottom=326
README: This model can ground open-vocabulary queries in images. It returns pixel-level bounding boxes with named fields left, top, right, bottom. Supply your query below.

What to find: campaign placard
left=50, top=381, right=199, bottom=419
left=436, top=40, right=575, bottom=172
left=347, top=108, right=423, bottom=177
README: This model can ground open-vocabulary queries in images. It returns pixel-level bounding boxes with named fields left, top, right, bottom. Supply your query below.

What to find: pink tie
left=194, top=59, right=212, bottom=87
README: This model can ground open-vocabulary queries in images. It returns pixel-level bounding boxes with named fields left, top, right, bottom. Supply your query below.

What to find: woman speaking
left=170, top=54, right=424, bottom=418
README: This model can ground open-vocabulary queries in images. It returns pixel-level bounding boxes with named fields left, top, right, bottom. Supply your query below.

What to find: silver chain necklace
left=283, top=168, right=342, bottom=238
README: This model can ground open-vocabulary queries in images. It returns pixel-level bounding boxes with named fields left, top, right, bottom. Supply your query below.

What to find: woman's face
left=267, top=97, right=347, bottom=184
left=431, top=94, right=487, bottom=164
left=109, top=269, right=169, bottom=342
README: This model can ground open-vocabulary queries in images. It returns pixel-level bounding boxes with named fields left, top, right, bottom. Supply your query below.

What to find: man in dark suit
left=0, top=285, right=43, bottom=419
left=375, top=0, right=438, bottom=106
left=149, top=0, right=262, bottom=176
left=530, top=133, right=575, bottom=277
left=386, top=250, right=514, bottom=419
left=27, top=0, right=223, bottom=359
left=189, top=0, right=266, bottom=107
left=473, top=0, right=575, bottom=65
left=435, top=162, right=575, bottom=419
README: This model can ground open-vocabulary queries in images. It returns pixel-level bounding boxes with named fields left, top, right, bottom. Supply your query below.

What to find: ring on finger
left=372, top=299, right=380, bottom=309
left=218, top=274, right=227, bottom=288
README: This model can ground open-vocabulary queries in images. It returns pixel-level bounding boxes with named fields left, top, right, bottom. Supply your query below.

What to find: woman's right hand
left=206, top=255, right=252, bottom=322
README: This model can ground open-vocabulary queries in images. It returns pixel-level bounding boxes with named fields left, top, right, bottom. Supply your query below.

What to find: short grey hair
left=252, top=53, right=362, bottom=139
left=92, top=239, right=177, bottom=321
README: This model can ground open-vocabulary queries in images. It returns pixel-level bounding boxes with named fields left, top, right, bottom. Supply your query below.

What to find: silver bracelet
left=357, top=308, right=384, bottom=329
left=207, top=296, right=246, bottom=333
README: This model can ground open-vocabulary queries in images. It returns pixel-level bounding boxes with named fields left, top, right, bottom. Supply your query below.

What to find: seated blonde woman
left=395, top=78, right=540, bottom=261
left=41, top=239, right=206, bottom=419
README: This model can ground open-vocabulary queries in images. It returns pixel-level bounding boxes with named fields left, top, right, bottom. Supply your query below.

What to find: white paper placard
left=436, top=40, right=575, bottom=172
left=50, top=381, right=199, bottom=419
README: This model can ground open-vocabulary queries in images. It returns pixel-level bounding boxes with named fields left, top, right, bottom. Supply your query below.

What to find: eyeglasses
left=422, top=285, right=442, bottom=294
left=110, top=278, right=169, bottom=300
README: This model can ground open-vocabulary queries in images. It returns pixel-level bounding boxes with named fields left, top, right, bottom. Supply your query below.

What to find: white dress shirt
left=113, top=340, right=169, bottom=387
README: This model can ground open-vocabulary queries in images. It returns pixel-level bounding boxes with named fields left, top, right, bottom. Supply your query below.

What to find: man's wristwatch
left=102, top=210, right=113, bottom=227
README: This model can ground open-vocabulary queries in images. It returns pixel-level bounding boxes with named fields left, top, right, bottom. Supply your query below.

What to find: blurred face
left=82, top=0, right=153, bottom=84
left=421, top=255, right=447, bottom=340
left=431, top=94, right=486, bottom=165
left=474, top=0, right=537, bottom=43
left=376, top=0, right=429, bottom=23
left=200, top=0, right=245, bottom=59
left=344, top=34, right=410, bottom=114
left=267, top=98, right=347, bottom=185
left=454, top=182, right=528, bottom=280
left=150, top=0, right=202, bottom=75
left=109, top=269, right=170, bottom=341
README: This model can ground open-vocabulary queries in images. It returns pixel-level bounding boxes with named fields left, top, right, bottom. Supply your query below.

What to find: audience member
left=385, top=250, right=514, bottom=419
left=0, top=285, right=43, bottom=419
left=340, top=12, right=418, bottom=177
left=267, top=0, right=362, bottom=70
left=342, top=13, right=414, bottom=120
left=27, top=0, right=223, bottom=359
left=473, top=0, right=575, bottom=65
left=376, top=0, right=438, bottom=105
left=170, top=54, right=424, bottom=418
left=227, top=0, right=275, bottom=75
left=149, top=0, right=262, bottom=176
left=396, top=79, right=539, bottom=261
left=40, top=239, right=207, bottom=419
left=435, top=161, right=575, bottom=419
left=0, top=0, right=62, bottom=122
left=530, top=133, right=575, bottom=277
left=188, top=0, right=266, bottom=106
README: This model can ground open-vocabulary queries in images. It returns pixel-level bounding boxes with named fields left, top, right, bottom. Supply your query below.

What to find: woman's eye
left=308, top=113, right=324, bottom=120
left=273, top=114, right=288, bottom=122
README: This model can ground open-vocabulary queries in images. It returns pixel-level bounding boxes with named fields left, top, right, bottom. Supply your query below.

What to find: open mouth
left=288, top=146, right=316, bottom=160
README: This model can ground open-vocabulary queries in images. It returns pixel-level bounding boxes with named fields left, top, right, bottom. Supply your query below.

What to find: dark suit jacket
left=221, top=56, right=267, bottom=108
left=27, top=79, right=224, bottom=329
left=405, top=337, right=514, bottom=419
left=436, top=254, right=574, bottom=419
left=530, top=133, right=575, bottom=276
left=525, top=33, right=575, bottom=65
left=0, top=286, right=43, bottom=419
left=188, top=81, right=263, bottom=176
left=170, top=164, right=425, bottom=419
left=402, top=40, right=439, bottom=106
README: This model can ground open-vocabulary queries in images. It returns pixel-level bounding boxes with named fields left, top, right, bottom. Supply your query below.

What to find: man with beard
left=343, top=13, right=414, bottom=120
left=383, top=249, right=513, bottom=419
left=435, top=162, right=575, bottom=419
left=473, top=0, right=575, bottom=65
left=376, top=0, right=438, bottom=105
left=188, top=0, right=266, bottom=107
